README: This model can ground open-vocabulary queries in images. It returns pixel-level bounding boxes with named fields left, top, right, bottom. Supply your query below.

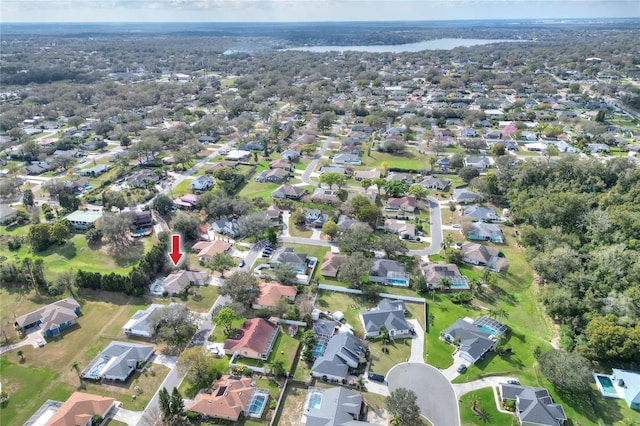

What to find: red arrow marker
left=168, top=234, right=183, bottom=266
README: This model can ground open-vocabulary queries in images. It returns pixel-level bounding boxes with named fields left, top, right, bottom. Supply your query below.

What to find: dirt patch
left=278, top=385, right=307, bottom=426
left=367, top=406, right=392, bottom=425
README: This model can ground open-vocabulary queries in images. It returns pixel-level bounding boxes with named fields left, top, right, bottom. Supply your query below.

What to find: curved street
left=387, top=362, right=460, bottom=426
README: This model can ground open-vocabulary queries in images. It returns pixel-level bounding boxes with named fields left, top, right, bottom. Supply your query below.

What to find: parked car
left=239, top=260, right=245, bottom=268
left=452, top=224, right=461, bottom=229
left=456, top=364, right=467, bottom=374
left=368, top=373, right=385, bottom=382
left=261, top=252, right=271, bottom=258
left=36, top=338, right=44, bottom=347
left=507, top=379, right=520, bottom=385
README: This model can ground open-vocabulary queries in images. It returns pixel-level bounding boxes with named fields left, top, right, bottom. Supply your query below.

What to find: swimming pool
left=308, top=392, right=322, bottom=410
left=311, top=343, right=326, bottom=358
left=387, top=278, right=409, bottom=286
left=86, top=357, right=110, bottom=379
left=476, top=324, right=497, bottom=336
left=451, top=282, right=470, bottom=290
left=594, top=374, right=618, bottom=397
left=247, top=394, right=267, bottom=417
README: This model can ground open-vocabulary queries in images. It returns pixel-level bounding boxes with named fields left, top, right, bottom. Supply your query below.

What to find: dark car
left=507, top=379, right=520, bottom=385
left=456, top=364, right=467, bottom=374
left=239, top=260, right=245, bottom=268
left=368, top=373, right=385, bottom=383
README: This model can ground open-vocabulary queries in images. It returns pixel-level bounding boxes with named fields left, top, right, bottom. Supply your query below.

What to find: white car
left=452, top=224, right=461, bottom=229
left=36, top=338, right=45, bottom=347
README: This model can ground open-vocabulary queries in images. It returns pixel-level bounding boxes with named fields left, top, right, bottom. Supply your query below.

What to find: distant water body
left=285, top=38, right=528, bottom=53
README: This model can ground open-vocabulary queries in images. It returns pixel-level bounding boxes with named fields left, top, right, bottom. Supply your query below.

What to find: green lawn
left=288, top=220, right=313, bottom=238
left=368, top=337, right=412, bottom=376
left=236, top=327, right=301, bottom=374
left=282, top=243, right=330, bottom=281
left=172, top=179, right=194, bottom=197
left=359, top=149, right=431, bottom=170
left=238, top=180, right=280, bottom=200
left=156, top=284, right=219, bottom=313
left=459, top=387, right=514, bottom=426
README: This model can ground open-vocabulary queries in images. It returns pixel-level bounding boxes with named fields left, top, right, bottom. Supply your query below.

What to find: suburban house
left=122, top=303, right=183, bottom=338
left=269, top=247, right=309, bottom=274
left=354, top=169, right=381, bottom=180
left=211, top=218, right=240, bottom=238
left=188, top=375, right=270, bottom=421
left=265, top=206, right=281, bottom=224
left=369, top=259, right=410, bottom=286
left=419, top=176, right=451, bottom=191
left=192, top=240, right=232, bottom=261
left=385, top=196, right=417, bottom=213
left=464, top=156, right=492, bottom=169
left=467, top=222, right=505, bottom=243
left=442, top=318, right=497, bottom=364
left=223, top=318, right=279, bottom=360
left=161, top=270, right=210, bottom=295
left=81, top=341, right=154, bottom=381
left=332, top=153, right=361, bottom=165
left=311, top=188, right=341, bottom=204
left=80, top=164, right=111, bottom=177
left=26, top=161, right=51, bottom=175
left=281, top=148, right=300, bottom=161
left=463, top=205, right=500, bottom=222
left=382, top=218, right=416, bottom=239
left=499, top=383, right=567, bottom=426
left=312, top=332, right=367, bottom=382
left=225, top=149, right=251, bottom=161
left=271, top=184, right=306, bottom=200
left=251, top=282, right=298, bottom=310
left=387, top=172, right=413, bottom=185
left=14, top=297, right=81, bottom=337
left=189, top=175, right=215, bottom=191
left=129, top=210, right=153, bottom=231
left=173, top=194, right=199, bottom=209
left=461, top=242, right=509, bottom=272
left=0, top=204, right=18, bottom=222
left=65, top=210, right=103, bottom=231
left=127, top=170, right=159, bottom=188
left=611, top=369, right=640, bottom=409
left=320, top=252, right=349, bottom=278
left=337, top=215, right=369, bottom=233
left=269, top=158, right=292, bottom=171
left=421, top=262, right=470, bottom=290
left=303, top=386, right=375, bottom=426
left=254, top=168, right=289, bottom=183
left=305, top=209, right=328, bottom=228
left=452, top=188, right=483, bottom=204
left=34, top=392, right=115, bottom=426
left=360, top=299, right=414, bottom=339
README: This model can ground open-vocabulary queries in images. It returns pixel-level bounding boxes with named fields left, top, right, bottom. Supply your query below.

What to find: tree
left=177, top=347, right=216, bottom=391
left=213, top=307, right=239, bottom=337
left=459, top=166, right=480, bottom=183
left=317, top=111, right=336, bottom=133
left=159, top=387, right=187, bottom=425
left=373, top=177, right=386, bottom=194
left=337, top=252, right=372, bottom=288
left=152, top=304, right=198, bottom=352
left=27, top=223, right=52, bottom=252
left=542, top=145, right=560, bottom=162
left=450, top=152, right=466, bottom=169
left=219, top=270, right=260, bottom=308
left=170, top=211, right=200, bottom=241
left=302, top=330, right=318, bottom=361
left=153, top=194, right=174, bottom=217
left=338, top=223, right=372, bottom=253
left=58, top=192, right=80, bottom=212
left=22, top=189, right=34, bottom=207
left=386, top=388, right=421, bottom=425
left=375, top=234, right=408, bottom=259
left=360, top=178, right=372, bottom=193
left=275, top=263, right=298, bottom=285
left=270, top=359, right=286, bottom=379
left=290, top=209, right=305, bottom=226
left=17, top=350, right=24, bottom=361
left=207, top=252, right=236, bottom=278
left=383, top=180, right=409, bottom=198
left=319, top=172, right=346, bottom=189
left=85, top=228, right=103, bottom=245
left=50, top=221, right=71, bottom=245
left=322, top=220, right=338, bottom=240
left=537, top=350, right=592, bottom=393
left=100, top=212, right=134, bottom=251
left=237, top=211, right=271, bottom=239
left=272, top=297, right=291, bottom=318
left=356, top=205, right=380, bottom=228
left=408, top=184, right=428, bottom=200
left=102, top=190, right=127, bottom=212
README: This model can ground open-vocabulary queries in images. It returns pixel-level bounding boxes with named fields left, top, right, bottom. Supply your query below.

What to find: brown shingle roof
left=320, top=252, right=349, bottom=277
left=254, top=282, right=297, bottom=307
left=188, top=375, right=254, bottom=421
left=192, top=240, right=232, bottom=259
left=223, top=318, right=278, bottom=359
left=46, top=392, right=114, bottom=426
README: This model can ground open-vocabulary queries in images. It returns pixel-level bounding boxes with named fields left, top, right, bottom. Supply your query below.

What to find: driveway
left=452, top=376, right=516, bottom=398
left=0, top=328, right=44, bottom=355
left=112, top=406, right=143, bottom=426
left=407, top=319, right=425, bottom=363
left=387, top=363, right=460, bottom=426
left=407, top=196, right=443, bottom=257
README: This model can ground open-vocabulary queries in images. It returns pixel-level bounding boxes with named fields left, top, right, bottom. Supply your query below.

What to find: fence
left=228, top=352, right=268, bottom=374
left=318, top=284, right=426, bottom=303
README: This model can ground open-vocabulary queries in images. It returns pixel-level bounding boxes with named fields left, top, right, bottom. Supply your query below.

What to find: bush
left=450, top=291, right=473, bottom=304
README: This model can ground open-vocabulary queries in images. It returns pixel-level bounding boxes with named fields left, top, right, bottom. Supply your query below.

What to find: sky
left=1, top=0, right=639, bottom=23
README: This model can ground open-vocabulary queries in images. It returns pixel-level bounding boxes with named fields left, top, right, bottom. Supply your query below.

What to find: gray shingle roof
left=305, top=387, right=376, bottom=426
left=312, top=333, right=366, bottom=380
left=500, top=384, right=567, bottom=426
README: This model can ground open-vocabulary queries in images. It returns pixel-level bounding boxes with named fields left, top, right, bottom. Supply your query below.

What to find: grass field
left=369, top=337, right=412, bottom=376
left=459, top=387, right=513, bottom=426
left=359, top=149, right=431, bottom=171
left=237, top=180, right=280, bottom=200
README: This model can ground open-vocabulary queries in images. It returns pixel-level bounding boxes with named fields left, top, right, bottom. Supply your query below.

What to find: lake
left=285, top=38, right=528, bottom=53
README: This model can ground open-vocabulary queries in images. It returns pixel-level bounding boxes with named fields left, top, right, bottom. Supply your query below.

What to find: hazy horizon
left=2, top=0, right=639, bottom=23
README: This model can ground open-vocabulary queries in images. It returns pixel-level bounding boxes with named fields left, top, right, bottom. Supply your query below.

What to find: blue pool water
left=477, top=324, right=497, bottom=336
left=308, top=393, right=322, bottom=410
left=87, top=357, right=110, bottom=378
left=248, top=395, right=267, bottom=415
left=135, top=230, right=146, bottom=235
left=451, top=282, right=470, bottom=290
left=596, top=375, right=617, bottom=395
left=387, top=279, right=409, bottom=286
left=311, top=344, right=326, bottom=357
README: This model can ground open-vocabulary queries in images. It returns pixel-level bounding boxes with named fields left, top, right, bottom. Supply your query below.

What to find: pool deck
left=593, top=373, right=624, bottom=399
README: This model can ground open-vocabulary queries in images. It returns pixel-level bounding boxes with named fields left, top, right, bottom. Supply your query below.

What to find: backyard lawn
left=359, top=149, right=431, bottom=171
left=368, top=337, right=412, bottom=376
left=155, top=284, right=219, bottom=313
left=237, top=180, right=279, bottom=201
left=235, top=327, right=301, bottom=374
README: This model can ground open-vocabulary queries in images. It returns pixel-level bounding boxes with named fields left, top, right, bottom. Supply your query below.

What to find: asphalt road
left=387, top=362, right=460, bottom=426
left=301, top=118, right=345, bottom=186
left=407, top=196, right=443, bottom=256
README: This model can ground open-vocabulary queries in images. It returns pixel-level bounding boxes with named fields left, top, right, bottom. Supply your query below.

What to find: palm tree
left=356, top=375, right=365, bottom=390
left=71, top=361, right=83, bottom=387
left=469, top=394, right=481, bottom=411
left=438, top=277, right=452, bottom=292
left=390, top=414, right=403, bottom=426
left=17, top=350, right=24, bottom=361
